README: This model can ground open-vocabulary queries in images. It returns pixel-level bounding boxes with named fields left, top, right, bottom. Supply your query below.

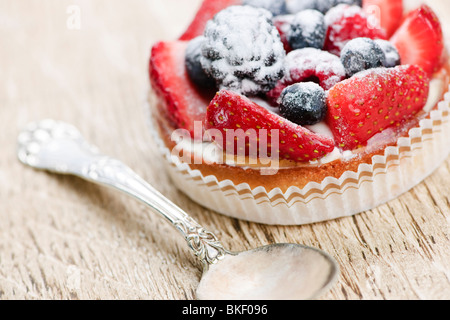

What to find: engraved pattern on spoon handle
left=18, top=120, right=227, bottom=266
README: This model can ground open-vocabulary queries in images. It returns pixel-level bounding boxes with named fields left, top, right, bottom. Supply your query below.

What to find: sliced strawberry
left=149, top=41, right=212, bottom=137
left=326, top=65, right=430, bottom=150
left=362, top=0, right=403, bottom=38
left=206, top=90, right=335, bottom=162
left=324, top=4, right=388, bottom=56
left=390, top=5, right=444, bottom=76
left=179, top=0, right=242, bottom=41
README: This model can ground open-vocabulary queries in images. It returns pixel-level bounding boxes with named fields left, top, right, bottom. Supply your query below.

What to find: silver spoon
left=17, top=119, right=339, bottom=300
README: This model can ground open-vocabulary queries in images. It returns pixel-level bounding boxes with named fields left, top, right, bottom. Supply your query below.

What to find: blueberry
left=279, top=82, right=327, bottom=126
left=243, top=0, right=288, bottom=16
left=374, top=39, right=401, bottom=68
left=340, top=38, right=386, bottom=77
left=185, top=36, right=215, bottom=88
left=287, top=9, right=326, bottom=50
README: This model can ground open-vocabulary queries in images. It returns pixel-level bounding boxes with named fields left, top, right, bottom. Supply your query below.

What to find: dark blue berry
left=340, top=38, right=386, bottom=77
left=279, top=82, right=327, bottom=126
left=375, top=39, right=401, bottom=68
left=287, top=9, right=326, bottom=50
left=243, top=0, right=288, bottom=16
left=185, top=36, right=215, bottom=88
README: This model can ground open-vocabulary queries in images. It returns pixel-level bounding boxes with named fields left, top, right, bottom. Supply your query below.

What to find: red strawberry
left=362, top=0, right=403, bottom=38
left=206, top=90, right=335, bottom=162
left=326, top=65, right=430, bottom=150
left=324, top=4, right=387, bottom=56
left=390, top=5, right=444, bottom=76
left=149, top=41, right=212, bottom=137
left=179, top=0, right=242, bottom=41
left=266, top=48, right=346, bottom=106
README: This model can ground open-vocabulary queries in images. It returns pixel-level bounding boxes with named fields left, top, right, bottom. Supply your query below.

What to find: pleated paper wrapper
left=146, top=88, right=450, bottom=225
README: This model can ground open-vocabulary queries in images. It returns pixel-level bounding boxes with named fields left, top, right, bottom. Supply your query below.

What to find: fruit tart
left=148, top=0, right=450, bottom=225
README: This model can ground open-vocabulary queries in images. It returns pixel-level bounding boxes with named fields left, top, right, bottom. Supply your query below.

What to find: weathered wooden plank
left=0, top=0, right=448, bottom=300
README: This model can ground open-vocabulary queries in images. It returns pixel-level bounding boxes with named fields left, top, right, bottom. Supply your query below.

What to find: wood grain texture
left=0, top=0, right=449, bottom=300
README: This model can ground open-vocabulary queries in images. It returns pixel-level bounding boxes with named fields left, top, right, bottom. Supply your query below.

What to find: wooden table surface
left=1, top=0, right=449, bottom=300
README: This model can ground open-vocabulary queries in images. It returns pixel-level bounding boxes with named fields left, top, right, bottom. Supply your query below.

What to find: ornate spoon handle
left=17, top=120, right=228, bottom=266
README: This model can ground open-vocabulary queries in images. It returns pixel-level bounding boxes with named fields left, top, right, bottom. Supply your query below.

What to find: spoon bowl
left=198, top=243, right=339, bottom=300
left=17, top=119, right=340, bottom=300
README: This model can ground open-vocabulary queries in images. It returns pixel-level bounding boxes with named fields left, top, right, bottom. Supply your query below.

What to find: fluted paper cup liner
left=146, top=87, right=450, bottom=225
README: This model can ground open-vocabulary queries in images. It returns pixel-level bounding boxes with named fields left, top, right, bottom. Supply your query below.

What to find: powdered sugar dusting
left=324, top=4, right=387, bottom=56
left=284, top=48, right=346, bottom=89
left=274, top=14, right=295, bottom=33
left=286, top=0, right=317, bottom=14
left=374, top=39, right=401, bottom=68
left=340, top=37, right=385, bottom=76
left=351, top=66, right=397, bottom=79
left=288, top=9, right=326, bottom=49
left=287, top=0, right=362, bottom=14
left=266, top=47, right=345, bottom=105
left=324, top=3, right=362, bottom=26
left=243, top=0, right=287, bottom=16
left=201, top=5, right=286, bottom=96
